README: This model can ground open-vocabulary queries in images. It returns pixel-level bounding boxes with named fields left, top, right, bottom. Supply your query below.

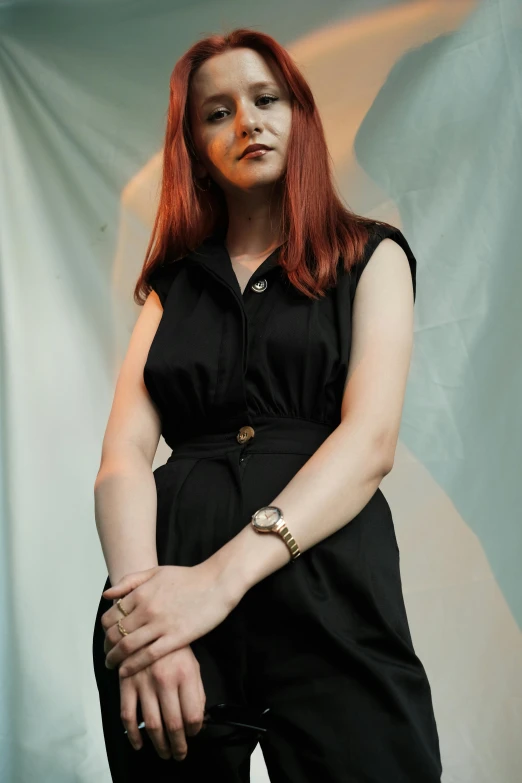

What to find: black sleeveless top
left=143, top=222, right=416, bottom=451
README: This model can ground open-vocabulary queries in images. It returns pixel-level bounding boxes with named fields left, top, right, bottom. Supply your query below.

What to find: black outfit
left=93, top=222, right=443, bottom=782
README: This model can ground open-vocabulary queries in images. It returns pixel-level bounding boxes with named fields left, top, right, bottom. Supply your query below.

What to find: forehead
left=190, top=47, right=283, bottom=100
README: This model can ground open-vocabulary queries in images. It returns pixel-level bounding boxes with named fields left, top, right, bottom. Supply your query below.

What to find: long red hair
left=134, top=27, right=394, bottom=304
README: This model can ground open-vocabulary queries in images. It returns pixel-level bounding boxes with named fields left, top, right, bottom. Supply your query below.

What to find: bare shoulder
left=356, top=237, right=414, bottom=302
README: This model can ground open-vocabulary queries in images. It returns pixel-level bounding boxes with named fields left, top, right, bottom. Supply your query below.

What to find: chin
left=238, top=173, right=284, bottom=189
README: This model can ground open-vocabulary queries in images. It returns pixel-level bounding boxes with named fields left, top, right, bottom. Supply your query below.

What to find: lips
left=240, top=144, right=272, bottom=159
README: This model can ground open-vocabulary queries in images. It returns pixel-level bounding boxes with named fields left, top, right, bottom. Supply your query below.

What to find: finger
left=100, top=595, right=137, bottom=633
left=198, top=676, right=206, bottom=713
left=119, top=634, right=181, bottom=678
left=103, top=568, right=157, bottom=599
left=104, top=633, right=112, bottom=656
left=104, top=621, right=137, bottom=669
left=119, top=676, right=142, bottom=751
left=103, top=622, right=120, bottom=655
left=156, top=683, right=187, bottom=761
left=104, top=613, right=138, bottom=651
left=140, top=684, right=171, bottom=760
left=178, top=671, right=205, bottom=739
left=106, top=623, right=162, bottom=670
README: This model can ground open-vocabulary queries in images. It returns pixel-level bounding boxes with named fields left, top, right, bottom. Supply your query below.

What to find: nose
left=236, top=102, right=263, bottom=135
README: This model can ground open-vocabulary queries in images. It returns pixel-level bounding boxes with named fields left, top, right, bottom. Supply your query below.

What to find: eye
left=207, top=94, right=279, bottom=122
left=258, top=94, right=278, bottom=106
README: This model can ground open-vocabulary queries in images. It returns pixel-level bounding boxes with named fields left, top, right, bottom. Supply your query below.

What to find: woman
left=92, top=27, right=443, bottom=782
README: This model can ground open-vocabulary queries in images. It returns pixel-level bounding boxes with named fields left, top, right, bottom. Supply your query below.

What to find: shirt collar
left=185, top=233, right=284, bottom=299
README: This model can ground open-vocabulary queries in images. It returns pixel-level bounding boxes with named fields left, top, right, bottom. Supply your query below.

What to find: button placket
left=238, top=452, right=251, bottom=471
left=187, top=242, right=281, bottom=435
left=241, top=274, right=272, bottom=380
left=237, top=425, right=254, bottom=467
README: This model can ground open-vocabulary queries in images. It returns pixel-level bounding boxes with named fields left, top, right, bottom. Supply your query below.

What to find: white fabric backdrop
left=1, top=0, right=520, bottom=780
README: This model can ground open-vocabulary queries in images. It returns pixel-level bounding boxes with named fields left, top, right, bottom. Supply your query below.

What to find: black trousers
left=93, top=560, right=443, bottom=782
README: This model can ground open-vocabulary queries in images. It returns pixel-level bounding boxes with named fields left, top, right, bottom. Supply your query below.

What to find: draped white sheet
left=1, top=1, right=520, bottom=780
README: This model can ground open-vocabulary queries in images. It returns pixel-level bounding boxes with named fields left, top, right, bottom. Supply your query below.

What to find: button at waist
left=236, top=425, right=255, bottom=444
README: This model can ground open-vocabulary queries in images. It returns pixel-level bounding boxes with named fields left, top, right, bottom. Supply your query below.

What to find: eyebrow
left=201, top=81, right=280, bottom=108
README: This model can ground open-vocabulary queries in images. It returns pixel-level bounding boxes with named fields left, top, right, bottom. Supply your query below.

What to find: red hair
left=134, top=27, right=394, bottom=304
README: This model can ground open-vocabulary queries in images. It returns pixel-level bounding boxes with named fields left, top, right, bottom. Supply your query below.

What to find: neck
left=224, top=186, right=284, bottom=257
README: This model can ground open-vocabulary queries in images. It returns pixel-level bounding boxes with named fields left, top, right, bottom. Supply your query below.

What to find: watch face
left=253, top=506, right=281, bottom=529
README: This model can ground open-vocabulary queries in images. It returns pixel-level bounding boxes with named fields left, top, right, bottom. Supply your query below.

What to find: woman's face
left=188, top=47, right=292, bottom=195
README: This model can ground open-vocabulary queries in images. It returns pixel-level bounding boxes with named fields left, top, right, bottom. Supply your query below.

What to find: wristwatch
left=250, top=505, right=301, bottom=562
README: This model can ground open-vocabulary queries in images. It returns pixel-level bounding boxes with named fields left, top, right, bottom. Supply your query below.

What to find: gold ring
left=116, top=598, right=129, bottom=617
left=118, top=619, right=129, bottom=637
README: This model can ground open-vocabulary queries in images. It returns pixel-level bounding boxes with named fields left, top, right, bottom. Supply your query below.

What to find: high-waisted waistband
left=167, top=415, right=335, bottom=461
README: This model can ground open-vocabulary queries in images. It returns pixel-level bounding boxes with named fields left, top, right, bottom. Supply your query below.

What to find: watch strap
left=279, top=523, right=301, bottom=561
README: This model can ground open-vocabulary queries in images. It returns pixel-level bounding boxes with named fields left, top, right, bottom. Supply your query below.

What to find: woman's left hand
left=100, top=561, right=239, bottom=678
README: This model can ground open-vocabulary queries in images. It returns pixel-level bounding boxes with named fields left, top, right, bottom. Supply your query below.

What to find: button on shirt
left=251, top=278, right=268, bottom=293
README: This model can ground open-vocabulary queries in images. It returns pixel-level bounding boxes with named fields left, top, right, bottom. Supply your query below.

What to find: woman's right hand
left=120, top=644, right=206, bottom=762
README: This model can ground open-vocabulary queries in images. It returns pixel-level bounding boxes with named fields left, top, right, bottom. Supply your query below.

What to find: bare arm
left=94, top=291, right=165, bottom=586
left=210, top=238, right=416, bottom=596
left=95, top=291, right=208, bottom=762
